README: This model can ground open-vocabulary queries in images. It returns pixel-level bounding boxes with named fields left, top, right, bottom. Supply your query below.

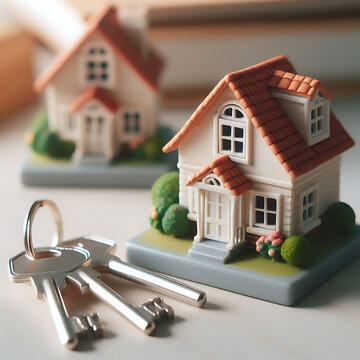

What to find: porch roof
left=186, top=155, right=252, bottom=196
left=69, top=87, right=119, bottom=114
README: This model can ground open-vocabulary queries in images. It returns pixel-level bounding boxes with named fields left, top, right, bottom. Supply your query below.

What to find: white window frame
left=299, top=185, right=321, bottom=233
left=117, top=107, right=144, bottom=142
left=215, top=102, right=250, bottom=164
left=308, top=92, right=330, bottom=146
left=80, top=41, right=115, bottom=88
left=248, top=191, right=282, bottom=234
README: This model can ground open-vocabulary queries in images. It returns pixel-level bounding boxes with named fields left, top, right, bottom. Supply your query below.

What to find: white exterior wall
left=178, top=86, right=292, bottom=216
left=46, top=32, right=158, bottom=144
left=291, top=157, right=341, bottom=234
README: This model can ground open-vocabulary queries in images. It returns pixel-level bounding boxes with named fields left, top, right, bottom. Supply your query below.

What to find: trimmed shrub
left=144, top=135, right=164, bottom=161
left=162, top=204, right=192, bottom=237
left=322, top=202, right=356, bottom=236
left=151, top=172, right=179, bottom=216
left=256, top=231, right=283, bottom=261
left=281, top=235, right=311, bottom=266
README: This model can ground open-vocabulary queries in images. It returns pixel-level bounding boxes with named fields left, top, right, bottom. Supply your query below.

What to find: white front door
left=204, top=190, right=230, bottom=243
left=84, top=114, right=107, bottom=154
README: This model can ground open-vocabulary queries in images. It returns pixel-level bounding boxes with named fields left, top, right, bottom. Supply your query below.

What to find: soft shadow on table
left=295, top=259, right=360, bottom=308
left=75, top=329, right=117, bottom=352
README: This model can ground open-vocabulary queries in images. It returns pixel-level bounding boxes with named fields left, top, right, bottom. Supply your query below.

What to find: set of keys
left=8, top=200, right=207, bottom=349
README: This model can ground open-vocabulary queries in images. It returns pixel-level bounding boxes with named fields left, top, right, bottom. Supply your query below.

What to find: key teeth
left=71, top=313, right=103, bottom=339
left=140, top=297, right=174, bottom=323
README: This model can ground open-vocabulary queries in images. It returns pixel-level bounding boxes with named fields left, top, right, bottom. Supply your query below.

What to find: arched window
left=82, top=42, right=114, bottom=86
left=203, top=175, right=222, bottom=187
left=218, top=104, right=248, bottom=162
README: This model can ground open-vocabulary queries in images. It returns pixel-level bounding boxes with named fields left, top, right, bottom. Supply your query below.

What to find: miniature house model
left=34, top=6, right=164, bottom=164
left=163, top=56, right=354, bottom=261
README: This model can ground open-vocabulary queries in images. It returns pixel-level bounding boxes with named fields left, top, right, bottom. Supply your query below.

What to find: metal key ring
left=24, top=200, right=63, bottom=260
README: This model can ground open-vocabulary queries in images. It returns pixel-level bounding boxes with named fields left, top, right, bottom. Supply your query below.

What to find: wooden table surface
left=0, top=97, right=359, bottom=359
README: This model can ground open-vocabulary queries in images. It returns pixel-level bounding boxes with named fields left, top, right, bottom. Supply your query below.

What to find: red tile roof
left=69, top=87, right=119, bottom=114
left=163, top=55, right=354, bottom=179
left=267, top=70, right=332, bottom=99
left=34, top=6, right=164, bottom=93
left=186, top=155, right=252, bottom=196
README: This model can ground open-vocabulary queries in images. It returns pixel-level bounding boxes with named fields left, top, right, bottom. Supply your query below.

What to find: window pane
left=222, top=125, right=231, bottom=136
left=87, top=74, right=95, bottom=80
left=222, top=139, right=231, bottom=150
left=101, top=62, right=108, bottom=68
left=308, top=192, right=313, bottom=203
left=267, top=213, right=276, bottom=226
left=234, top=141, right=243, bottom=153
left=255, top=211, right=264, bottom=224
left=303, top=196, right=307, bottom=206
left=101, top=74, right=108, bottom=80
left=98, top=117, right=103, bottom=124
left=255, top=196, right=264, bottom=209
left=86, top=117, right=91, bottom=124
left=235, top=109, right=243, bottom=118
left=303, top=210, right=307, bottom=221
left=311, top=123, right=316, bottom=133
left=89, top=48, right=95, bottom=54
left=267, top=198, right=277, bottom=211
left=311, top=109, right=316, bottom=120
left=100, top=48, right=106, bottom=54
left=308, top=206, right=313, bottom=218
left=87, top=62, right=95, bottom=68
left=234, top=127, right=243, bottom=138
left=224, top=108, right=232, bottom=117
left=317, top=106, right=322, bottom=116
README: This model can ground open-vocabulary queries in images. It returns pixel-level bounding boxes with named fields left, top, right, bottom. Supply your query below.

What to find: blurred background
left=1, top=0, right=360, bottom=115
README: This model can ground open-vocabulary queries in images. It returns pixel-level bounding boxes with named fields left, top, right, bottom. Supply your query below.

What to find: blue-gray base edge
left=21, top=160, right=171, bottom=188
left=126, top=226, right=360, bottom=306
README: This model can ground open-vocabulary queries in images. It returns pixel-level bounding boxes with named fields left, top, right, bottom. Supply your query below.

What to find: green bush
left=151, top=172, right=179, bottom=216
left=144, top=135, right=164, bottom=161
left=322, top=202, right=356, bottom=236
left=149, top=172, right=179, bottom=231
left=30, top=110, right=75, bottom=158
left=281, top=235, right=311, bottom=266
left=162, top=204, right=192, bottom=237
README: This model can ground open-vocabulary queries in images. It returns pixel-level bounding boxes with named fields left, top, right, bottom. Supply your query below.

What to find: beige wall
left=46, top=32, right=159, bottom=142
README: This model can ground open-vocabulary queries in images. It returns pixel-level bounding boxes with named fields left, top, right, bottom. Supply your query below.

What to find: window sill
left=188, top=213, right=197, bottom=221
left=246, top=226, right=275, bottom=236
left=301, top=218, right=321, bottom=234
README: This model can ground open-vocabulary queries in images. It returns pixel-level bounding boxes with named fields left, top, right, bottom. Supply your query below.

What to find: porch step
left=77, top=154, right=109, bottom=166
left=188, top=239, right=232, bottom=264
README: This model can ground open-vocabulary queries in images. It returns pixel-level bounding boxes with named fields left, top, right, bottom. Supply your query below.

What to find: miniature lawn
left=28, top=151, right=163, bottom=167
left=139, top=227, right=355, bottom=277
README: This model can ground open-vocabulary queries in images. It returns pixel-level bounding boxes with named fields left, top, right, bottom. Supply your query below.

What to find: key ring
left=24, top=200, right=63, bottom=260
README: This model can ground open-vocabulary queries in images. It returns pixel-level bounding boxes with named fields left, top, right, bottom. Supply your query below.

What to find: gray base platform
left=126, top=226, right=360, bottom=306
left=21, top=159, right=174, bottom=188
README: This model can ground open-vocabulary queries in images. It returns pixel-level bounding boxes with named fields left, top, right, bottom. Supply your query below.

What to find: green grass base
left=140, top=227, right=355, bottom=277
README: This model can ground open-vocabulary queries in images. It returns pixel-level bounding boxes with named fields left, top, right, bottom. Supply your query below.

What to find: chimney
left=118, top=7, right=149, bottom=59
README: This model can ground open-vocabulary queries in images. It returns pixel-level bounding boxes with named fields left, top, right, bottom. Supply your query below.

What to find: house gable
left=34, top=6, right=164, bottom=93
left=165, top=55, right=354, bottom=180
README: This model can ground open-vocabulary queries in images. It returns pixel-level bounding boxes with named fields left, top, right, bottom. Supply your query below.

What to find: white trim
left=80, top=41, right=115, bottom=88
left=299, top=184, right=321, bottom=233
left=308, top=92, right=330, bottom=146
left=214, top=101, right=250, bottom=164
left=249, top=191, right=282, bottom=233
left=271, top=89, right=309, bottom=105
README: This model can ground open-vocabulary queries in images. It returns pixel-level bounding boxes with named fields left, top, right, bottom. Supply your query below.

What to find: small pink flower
left=268, top=249, right=275, bottom=257
left=268, top=234, right=276, bottom=241
left=273, top=231, right=280, bottom=237
left=256, top=236, right=265, bottom=246
left=265, top=238, right=271, bottom=244
left=272, top=238, right=283, bottom=247
left=256, top=245, right=263, bottom=252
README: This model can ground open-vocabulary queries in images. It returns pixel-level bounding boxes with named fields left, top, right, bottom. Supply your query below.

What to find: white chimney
left=118, top=7, right=149, bottom=59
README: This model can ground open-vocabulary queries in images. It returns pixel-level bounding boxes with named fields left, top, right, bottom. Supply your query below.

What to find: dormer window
left=217, top=104, right=249, bottom=163
left=309, top=93, right=329, bottom=143
left=81, top=42, right=115, bottom=87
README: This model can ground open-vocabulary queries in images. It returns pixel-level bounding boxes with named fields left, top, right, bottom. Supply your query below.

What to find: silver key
left=62, top=235, right=207, bottom=307
left=9, top=246, right=101, bottom=349
left=66, top=264, right=173, bottom=335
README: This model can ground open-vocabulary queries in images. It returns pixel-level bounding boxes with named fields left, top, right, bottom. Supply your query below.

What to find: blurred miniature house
left=163, top=56, right=354, bottom=262
left=34, top=6, right=164, bottom=164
